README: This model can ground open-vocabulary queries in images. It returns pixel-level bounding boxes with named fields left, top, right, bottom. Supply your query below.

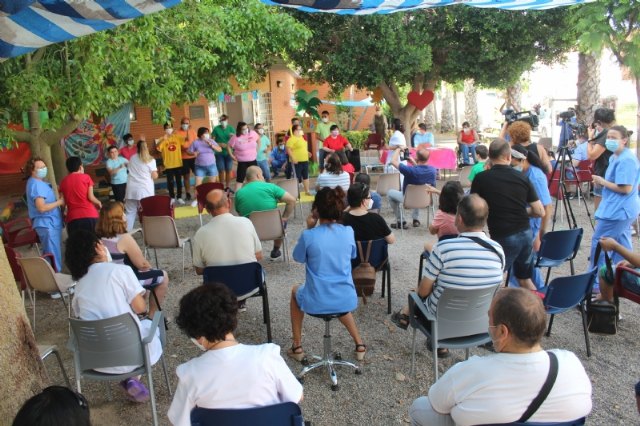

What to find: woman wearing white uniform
left=124, top=140, right=158, bottom=231
left=66, top=230, right=162, bottom=403
left=385, top=118, right=407, bottom=172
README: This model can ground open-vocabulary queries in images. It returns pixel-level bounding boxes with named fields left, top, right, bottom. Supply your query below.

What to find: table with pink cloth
left=379, top=147, right=457, bottom=170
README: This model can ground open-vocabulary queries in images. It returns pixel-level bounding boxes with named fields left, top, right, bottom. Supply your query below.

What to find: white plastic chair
left=249, top=209, right=290, bottom=265
left=277, top=179, right=304, bottom=219
left=400, top=184, right=434, bottom=234
left=458, top=166, right=472, bottom=188
left=142, top=215, right=192, bottom=280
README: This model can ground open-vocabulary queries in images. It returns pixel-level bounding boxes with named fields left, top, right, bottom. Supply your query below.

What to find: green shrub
left=344, top=130, right=369, bottom=150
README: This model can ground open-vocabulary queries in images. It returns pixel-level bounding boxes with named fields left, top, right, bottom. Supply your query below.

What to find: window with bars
left=254, top=92, right=274, bottom=143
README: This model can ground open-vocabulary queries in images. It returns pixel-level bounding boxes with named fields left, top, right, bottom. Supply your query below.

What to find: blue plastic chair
left=535, top=228, right=583, bottom=285
left=203, top=262, right=272, bottom=342
left=190, top=402, right=304, bottom=426
left=541, top=268, right=596, bottom=357
left=351, top=239, right=391, bottom=313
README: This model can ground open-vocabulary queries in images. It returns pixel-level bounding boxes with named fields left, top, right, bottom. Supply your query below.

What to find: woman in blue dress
left=288, top=187, right=366, bottom=362
left=590, top=125, right=640, bottom=282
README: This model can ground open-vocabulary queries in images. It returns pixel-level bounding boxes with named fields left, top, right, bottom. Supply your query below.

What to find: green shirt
left=212, top=125, right=236, bottom=156
left=315, top=121, right=336, bottom=149
left=235, top=181, right=286, bottom=217
left=468, top=161, right=486, bottom=182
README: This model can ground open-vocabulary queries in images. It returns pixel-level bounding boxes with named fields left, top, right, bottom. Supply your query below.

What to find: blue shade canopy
left=0, top=0, right=182, bottom=61
left=259, top=0, right=593, bottom=13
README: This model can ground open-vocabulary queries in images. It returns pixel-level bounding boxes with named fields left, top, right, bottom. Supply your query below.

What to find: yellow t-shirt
left=286, top=136, right=308, bottom=163
left=157, top=135, right=184, bottom=169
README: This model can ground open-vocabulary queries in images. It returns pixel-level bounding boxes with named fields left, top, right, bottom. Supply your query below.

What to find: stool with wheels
left=297, top=313, right=362, bottom=391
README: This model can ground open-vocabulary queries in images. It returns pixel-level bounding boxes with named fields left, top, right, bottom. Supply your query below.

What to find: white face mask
left=165, top=128, right=174, bottom=135
left=181, top=124, right=189, bottom=131
left=322, top=117, right=329, bottom=123
left=221, top=120, right=227, bottom=128
left=257, top=128, right=264, bottom=135
left=127, top=139, right=134, bottom=146
left=366, top=198, right=374, bottom=210
left=463, top=128, right=470, bottom=134
left=241, top=129, right=249, bottom=135
left=203, top=133, right=210, bottom=140
left=190, top=338, right=207, bottom=351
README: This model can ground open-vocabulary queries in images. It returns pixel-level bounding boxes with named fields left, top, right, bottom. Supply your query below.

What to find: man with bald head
left=471, top=138, right=545, bottom=290
left=388, top=146, right=437, bottom=229
left=235, top=166, right=296, bottom=260
left=191, top=189, right=262, bottom=274
left=409, top=287, right=592, bottom=425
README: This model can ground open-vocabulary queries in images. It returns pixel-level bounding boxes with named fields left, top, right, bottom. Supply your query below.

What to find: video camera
left=504, top=109, right=540, bottom=130
left=557, top=109, right=587, bottom=139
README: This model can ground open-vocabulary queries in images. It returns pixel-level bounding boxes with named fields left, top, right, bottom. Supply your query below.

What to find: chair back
left=458, top=166, right=472, bottom=188
left=575, top=160, right=593, bottom=183
left=403, top=184, right=432, bottom=209
left=1, top=217, right=39, bottom=248
left=614, top=266, right=640, bottom=304
left=364, top=133, right=382, bottom=150
left=351, top=239, right=388, bottom=271
left=543, top=269, right=596, bottom=313
left=435, top=283, right=500, bottom=340
left=17, top=256, right=60, bottom=293
left=191, top=402, right=304, bottom=426
left=4, top=244, right=25, bottom=289
left=196, top=182, right=225, bottom=214
left=548, top=170, right=564, bottom=200
left=278, top=179, right=300, bottom=199
left=536, top=228, right=583, bottom=266
left=538, top=137, right=553, bottom=152
left=375, top=173, right=400, bottom=196
left=249, top=209, right=285, bottom=241
left=142, top=216, right=180, bottom=249
left=203, top=262, right=264, bottom=298
left=139, top=195, right=174, bottom=218
left=69, top=313, right=144, bottom=372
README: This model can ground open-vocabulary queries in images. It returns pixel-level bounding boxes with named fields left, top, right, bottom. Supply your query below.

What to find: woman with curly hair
left=289, top=187, right=366, bottom=362
left=168, top=284, right=303, bottom=426
left=66, top=229, right=162, bottom=404
left=507, top=121, right=551, bottom=174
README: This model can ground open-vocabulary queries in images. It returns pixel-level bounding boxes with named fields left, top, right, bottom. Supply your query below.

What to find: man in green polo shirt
left=213, top=114, right=236, bottom=191
left=235, top=166, right=296, bottom=260
left=315, top=110, right=336, bottom=172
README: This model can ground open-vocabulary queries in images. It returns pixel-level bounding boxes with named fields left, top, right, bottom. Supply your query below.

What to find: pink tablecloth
left=379, top=147, right=457, bottom=170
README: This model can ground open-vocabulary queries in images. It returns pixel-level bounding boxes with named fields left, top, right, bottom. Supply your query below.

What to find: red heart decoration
left=407, top=90, right=435, bottom=110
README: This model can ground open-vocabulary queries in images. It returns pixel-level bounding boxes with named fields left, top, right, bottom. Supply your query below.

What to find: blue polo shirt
left=399, top=163, right=437, bottom=193
left=595, top=149, right=640, bottom=221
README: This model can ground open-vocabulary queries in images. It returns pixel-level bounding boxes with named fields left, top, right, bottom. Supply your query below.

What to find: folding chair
left=1, top=217, right=40, bottom=253
left=191, top=402, right=304, bottom=426
left=352, top=239, right=391, bottom=313
left=249, top=209, right=290, bottom=265
left=277, top=179, right=303, bottom=219
left=195, top=182, right=224, bottom=226
left=400, top=184, right=434, bottom=234
left=142, top=216, right=192, bottom=280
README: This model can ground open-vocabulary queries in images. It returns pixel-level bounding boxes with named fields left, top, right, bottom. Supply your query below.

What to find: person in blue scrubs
left=25, top=157, right=65, bottom=271
left=590, top=125, right=640, bottom=286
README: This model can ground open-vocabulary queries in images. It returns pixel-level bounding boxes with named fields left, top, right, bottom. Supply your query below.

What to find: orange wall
left=129, top=96, right=211, bottom=142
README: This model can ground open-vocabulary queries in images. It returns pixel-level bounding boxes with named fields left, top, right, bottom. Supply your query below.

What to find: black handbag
left=586, top=242, right=618, bottom=335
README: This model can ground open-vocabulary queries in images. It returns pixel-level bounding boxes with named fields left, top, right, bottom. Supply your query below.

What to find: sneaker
left=270, top=249, right=282, bottom=260
left=120, top=378, right=150, bottom=403
left=412, top=219, right=421, bottom=227
left=390, top=222, right=408, bottom=230
left=185, top=193, right=192, bottom=201
left=176, top=198, right=185, bottom=206
left=190, top=200, right=197, bottom=208
left=50, top=292, right=62, bottom=299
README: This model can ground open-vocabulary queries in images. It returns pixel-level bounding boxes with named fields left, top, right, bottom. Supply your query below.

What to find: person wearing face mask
left=456, top=121, right=480, bottom=166
left=155, top=122, right=185, bottom=205
left=254, top=123, right=272, bottom=181
left=409, top=287, right=592, bottom=426
left=168, top=283, right=303, bottom=426
left=66, top=229, right=163, bottom=404
left=176, top=117, right=198, bottom=206
left=286, top=124, right=312, bottom=195
left=590, top=125, right=640, bottom=283
left=105, top=145, right=129, bottom=203
left=119, top=133, right=137, bottom=160
left=25, top=157, right=65, bottom=272
left=587, top=107, right=616, bottom=211
left=322, top=124, right=353, bottom=157
left=316, top=110, right=336, bottom=172
left=187, top=127, right=222, bottom=186
left=342, top=183, right=395, bottom=244
left=227, top=121, right=259, bottom=191
left=212, top=115, right=236, bottom=191
left=59, top=156, right=102, bottom=236
left=269, top=135, right=289, bottom=178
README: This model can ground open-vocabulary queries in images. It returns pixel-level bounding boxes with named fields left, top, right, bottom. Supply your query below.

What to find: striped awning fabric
left=0, top=0, right=182, bottom=61
left=259, top=0, right=594, bottom=13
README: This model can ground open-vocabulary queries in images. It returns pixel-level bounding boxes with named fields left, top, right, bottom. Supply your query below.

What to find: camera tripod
left=548, top=146, right=594, bottom=231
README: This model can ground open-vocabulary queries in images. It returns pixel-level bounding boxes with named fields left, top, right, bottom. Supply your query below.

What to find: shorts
left=215, top=154, right=233, bottom=173
left=195, top=164, right=218, bottom=178
left=293, top=161, right=309, bottom=182
left=600, top=265, right=640, bottom=294
left=135, top=268, right=165, bottom=287
left=236, top=160, right=258, bottom=183
left=182, top=158, right=195, bottom=174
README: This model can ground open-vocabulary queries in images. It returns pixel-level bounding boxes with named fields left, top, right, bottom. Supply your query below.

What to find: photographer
left=587, top=107, right=616, bottom=211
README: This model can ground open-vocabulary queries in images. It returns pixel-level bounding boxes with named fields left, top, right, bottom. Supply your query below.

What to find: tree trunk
left=576, top=52, right=601, bottom=126
left=464, top=79, right=480, bottom=130
left=440, top=85, right=454, bottom=133
left=505, top=81, right=523, bottom=112
left=424, top=102, right=436, bottom=129
left=50, top=141, right=67, bottom=186
left=0, top=248, right=47, bottom=419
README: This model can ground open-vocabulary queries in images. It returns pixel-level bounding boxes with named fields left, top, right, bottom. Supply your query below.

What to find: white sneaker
left=176, top=198, right=185, bottom=206
left=190, top=200, right=197, bottom=208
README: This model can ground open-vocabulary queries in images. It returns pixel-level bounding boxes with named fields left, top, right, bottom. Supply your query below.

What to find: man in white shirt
left=409, top=287, right=592, bottom=426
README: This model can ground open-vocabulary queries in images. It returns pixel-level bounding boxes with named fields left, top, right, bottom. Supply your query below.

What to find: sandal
left=412, top=219, right=421, bottom=227
left=287, top=345, right=305, bottom=362
left=355, top=344, right=367, bottom=361
left=390, top=311, right=410, bottom=330
left=120, top=378, right=150, bottom=403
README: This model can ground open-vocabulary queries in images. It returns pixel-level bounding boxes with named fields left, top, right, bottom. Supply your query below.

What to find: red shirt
left=460, top=130, right=475, bottom=144
left=343, top=163, right=355, bottom=174
left=120, top=145, right=137, bottom=160
left=59, top=173, right=98, bottom=222
left=323, top=135, right=349, bottom=151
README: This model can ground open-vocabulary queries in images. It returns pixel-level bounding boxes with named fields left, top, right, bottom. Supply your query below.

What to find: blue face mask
left=36, top=167, right=48, bottom=179
left=605, top=139, right=620, bottom=152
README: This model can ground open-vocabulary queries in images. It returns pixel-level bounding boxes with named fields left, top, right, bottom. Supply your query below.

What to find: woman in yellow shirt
left=286, top=124, right=311, bottom=195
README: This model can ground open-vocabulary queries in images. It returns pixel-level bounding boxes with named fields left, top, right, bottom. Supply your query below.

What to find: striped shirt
left=316, top=171, right=351, bottom=192
left=423, top=231, right=505, bottom=316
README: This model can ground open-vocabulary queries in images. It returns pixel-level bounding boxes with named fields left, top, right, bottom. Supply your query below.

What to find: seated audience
left=425, top=181, right=463, bottom=253
left=467, top=144, right=488, bottom=183
left=409, top=288, right=592, bottom=426
left=595, top=236, right=640, bottom=302
left=13, top=386, right=90, bottom=426
left=354, top=173, right=382, bottom=211
left=289, top=187, right=366, bottom=362
left=168, top=284, right=303, bottom=426
left=316, top=153, right=351, bottom=192
left=96, top=201, right=169, bottom=317
left=343, top=183, right=395, bottom=244
left=66, top=230, right=162, bottom=403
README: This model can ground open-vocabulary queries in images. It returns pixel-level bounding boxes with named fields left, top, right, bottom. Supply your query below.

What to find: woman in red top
left=58, top=157, right=102, bottom=235
left=456, top=121, right=479, bottom=165
left=322, top=125, right=353, bottom=155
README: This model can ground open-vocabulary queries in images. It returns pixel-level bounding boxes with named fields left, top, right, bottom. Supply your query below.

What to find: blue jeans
left=371, top=191, right=382, bottom=210
left=215, top=154, right=233, bottom=172
left=460, top=143, right=477, bottom=164
left=35, top=226, right=63, bottom=272
left=496, top=228, right=534, bottom=280
left=257, top=159, right=271, bottom=181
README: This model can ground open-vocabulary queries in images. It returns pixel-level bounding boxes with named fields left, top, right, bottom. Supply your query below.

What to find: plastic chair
left=613, top=265, right=640, bottom=306
left=68, top=312, right=171, bottom=426
left=375, top=173, right=401, bottom=197
left=573, top=160, right=593, bottom=201
left=351, top=239, right=391, bottom=313
left=408, top=283, right=500, bottom=380
left=458, top=165, right=472, bottom=188
left=277, top=179, right=303, bottom=219
left=1, top=217, right=40, bottom=253
left=142, top=216, right=192, bottom=280
left=541, top=269, right=596, bottom=357
left=364, top=133, right=382, bottom=150
left=191, top=402, right=305, bottom=426
left=534, top=228, right=583, bottom=285
left=195, top=182, right=224, bottom=226
left=138, top=195, right=175, bottom=223
left=203, top=262, right=272, bottom=342
left=400, top=184, right=434, bottom=234
left=39, top=344, right=71, bottom=387
left=249, top=209, right=290, bottom=265
left=18, top=256, right=75, bottom=333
